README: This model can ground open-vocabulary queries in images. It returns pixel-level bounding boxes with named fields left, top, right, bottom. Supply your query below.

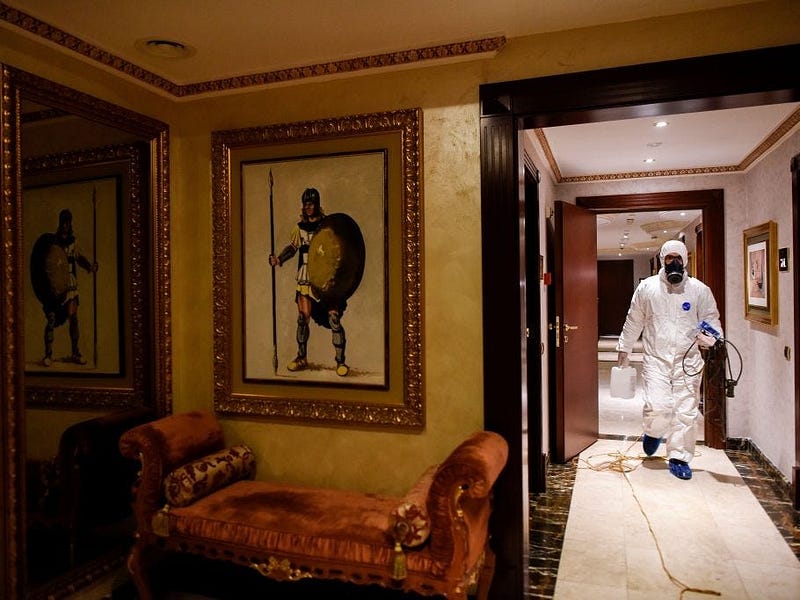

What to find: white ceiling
left=540, top=103, right=800, bottom=179
left=5, top=0, right=797, bottom=259
left=595, top=209, right=703, bottom=259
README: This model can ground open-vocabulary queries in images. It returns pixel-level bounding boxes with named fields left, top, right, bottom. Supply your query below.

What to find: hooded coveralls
left=616, top=256, right=722, bottom=464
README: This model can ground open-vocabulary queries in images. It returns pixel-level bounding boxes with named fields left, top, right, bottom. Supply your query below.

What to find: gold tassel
left=391, top=540, right=407, bottom=581
left=151, top=505, right=170, bottom=537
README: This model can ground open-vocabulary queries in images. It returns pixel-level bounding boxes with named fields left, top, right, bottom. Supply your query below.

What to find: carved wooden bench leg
left=127, top=537, right=157, bottom=600
left=475, top=547, right=496, bottom=600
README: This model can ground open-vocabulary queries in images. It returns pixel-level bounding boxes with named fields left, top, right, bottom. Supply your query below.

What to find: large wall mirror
left=0, top=66, right=171, bottom=599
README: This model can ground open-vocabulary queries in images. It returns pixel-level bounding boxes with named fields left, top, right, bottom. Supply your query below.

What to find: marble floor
left=529, top=352, right=798, bottom=599
left=530, top=439, right=800, bottom=599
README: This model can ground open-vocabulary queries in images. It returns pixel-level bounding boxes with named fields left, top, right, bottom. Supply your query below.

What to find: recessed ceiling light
left=136, top=38, right=195, bottom=59
left=644, top=158, right=656, bottom=164
left=654, top=120, right=669, bottom=128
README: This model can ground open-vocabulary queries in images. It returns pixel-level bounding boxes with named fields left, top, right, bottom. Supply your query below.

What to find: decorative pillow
left=163, top=445, right=256, bottom=507
left=392, top=501, right=431, bottom=548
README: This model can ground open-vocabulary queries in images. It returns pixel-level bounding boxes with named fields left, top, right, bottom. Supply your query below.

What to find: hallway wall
left=737, top=126, right=800, bottom=476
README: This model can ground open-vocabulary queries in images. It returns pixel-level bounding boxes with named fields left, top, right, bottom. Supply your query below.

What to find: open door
left=550, top=201, right=599, bottom=462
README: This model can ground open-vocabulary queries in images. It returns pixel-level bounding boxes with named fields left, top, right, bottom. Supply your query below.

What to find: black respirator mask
left=665, top=260, right=685, bottom=284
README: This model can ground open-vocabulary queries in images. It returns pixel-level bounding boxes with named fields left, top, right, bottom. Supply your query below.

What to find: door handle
left=563, top=322, right=578, bottom=343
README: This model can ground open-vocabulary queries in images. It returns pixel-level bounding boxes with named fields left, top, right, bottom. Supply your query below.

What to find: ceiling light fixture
left=654, top=120, right=669, bottom=128
left=136, top=38, right=195, bottom=59
left=644, top=158, right=656, bottom=164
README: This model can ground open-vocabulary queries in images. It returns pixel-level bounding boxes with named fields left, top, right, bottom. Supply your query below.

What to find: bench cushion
left=167, top=479, right=437, bottom=576
left=164, top=445, right=255, bottom=507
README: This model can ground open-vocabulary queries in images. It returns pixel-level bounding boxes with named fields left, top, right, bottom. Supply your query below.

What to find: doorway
left=479, top=44, right=800, bottom=600
left=594, top=208, right=706, bottom=441
left=579, top=193, right=722, bottom=445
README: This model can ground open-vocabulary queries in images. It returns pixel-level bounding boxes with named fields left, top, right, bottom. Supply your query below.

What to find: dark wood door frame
left=792, top=151, right=800, bottom=507
left=480, top=44, right=800, bottom=599
left=577, top=190, right=727, bottom=448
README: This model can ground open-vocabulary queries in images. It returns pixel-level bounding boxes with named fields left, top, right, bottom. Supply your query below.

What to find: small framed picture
left=743, top=220, right=778, bottom=325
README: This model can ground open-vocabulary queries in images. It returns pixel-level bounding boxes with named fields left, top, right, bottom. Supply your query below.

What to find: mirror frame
left=0, top=66, right=172, bottom=599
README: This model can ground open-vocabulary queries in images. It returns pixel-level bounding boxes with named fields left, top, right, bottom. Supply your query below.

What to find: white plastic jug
left=610, top=366, right=637, bottom=399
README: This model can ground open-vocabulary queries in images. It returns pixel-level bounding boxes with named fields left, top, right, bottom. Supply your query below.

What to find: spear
left=91, top=186, right=98, bottom=367
left=269, top=169, right=278, bottom=373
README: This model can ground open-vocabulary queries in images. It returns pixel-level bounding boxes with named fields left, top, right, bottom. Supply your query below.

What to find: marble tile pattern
left=529, top=438, right=800, bottom=599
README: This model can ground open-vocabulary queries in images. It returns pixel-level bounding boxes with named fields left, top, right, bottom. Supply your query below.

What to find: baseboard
left=726, top=437, right=792, bottom=500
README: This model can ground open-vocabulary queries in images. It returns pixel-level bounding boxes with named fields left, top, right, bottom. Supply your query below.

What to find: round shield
left=307, top=213, right=366, bottom=305
left=30, top=233, right=70, bottom=308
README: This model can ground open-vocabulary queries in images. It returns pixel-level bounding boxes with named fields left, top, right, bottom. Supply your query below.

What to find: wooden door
left=551, top=202, right=599, bottom=462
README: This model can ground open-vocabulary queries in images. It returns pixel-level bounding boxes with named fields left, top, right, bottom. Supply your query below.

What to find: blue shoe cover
left=669, top=459, right=692, bottom=480
left=642, top=434, right=661, bottom=456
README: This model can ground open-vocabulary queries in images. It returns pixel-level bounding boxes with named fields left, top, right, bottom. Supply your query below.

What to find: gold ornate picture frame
left=211, top=108, right=424, bottom=429
left=743, top=220, right=778, bottom=326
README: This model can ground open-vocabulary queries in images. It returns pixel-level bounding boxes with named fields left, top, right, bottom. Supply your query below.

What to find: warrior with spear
left=30, top=205, right=99, bottom=366
left=268, top=181, right=363, bottom=378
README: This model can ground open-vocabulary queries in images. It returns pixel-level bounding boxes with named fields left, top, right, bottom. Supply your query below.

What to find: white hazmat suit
left=616, top=240, right=722, bottom=465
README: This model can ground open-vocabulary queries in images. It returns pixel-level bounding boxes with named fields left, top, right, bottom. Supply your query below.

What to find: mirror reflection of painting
left=243, top=152, right=386, bottom=387
left=30, top=207, right=99, bottom=367
left=24, top=177, right=121, bottom=375
left=748, top=241, right=768, bottom=307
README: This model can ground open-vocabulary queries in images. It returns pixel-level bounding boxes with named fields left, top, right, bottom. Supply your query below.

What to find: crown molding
left=0, top=2, right=505, bottom=98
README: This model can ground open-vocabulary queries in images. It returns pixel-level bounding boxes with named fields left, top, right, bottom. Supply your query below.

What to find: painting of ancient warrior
left=242, top=151, right=386, bottom=387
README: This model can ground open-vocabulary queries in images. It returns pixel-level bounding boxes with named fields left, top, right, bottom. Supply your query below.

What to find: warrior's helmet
left=300, top=188, right=324, bottom=221
left=59, top=208, right=73, bottom=226
left=301, top=188, right=320, bottom=208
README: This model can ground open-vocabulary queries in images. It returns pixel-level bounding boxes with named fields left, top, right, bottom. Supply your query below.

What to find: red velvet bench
left=119, top=411, right=508, bottom=599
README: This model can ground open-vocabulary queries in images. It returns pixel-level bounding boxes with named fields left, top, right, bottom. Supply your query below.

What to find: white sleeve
left=616, top=283, right=646, bottom=353
left=698, top=284, right=723, bottom=339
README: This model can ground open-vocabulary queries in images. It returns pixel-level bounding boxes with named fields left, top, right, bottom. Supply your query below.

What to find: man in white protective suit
left=616, top=239, right=722, bottom=480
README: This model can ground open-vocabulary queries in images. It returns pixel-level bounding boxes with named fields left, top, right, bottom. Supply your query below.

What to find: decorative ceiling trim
left=560, top=165, right=739, bottom=183
left=0, top=3, right=505, bottom=98
left=738, top=105, right=800, bottom=171
left=0, top=2, right=180, bottom=94
left=534, top=128, right=561, bottom=182
left=180, top=37, right=506, bottom=97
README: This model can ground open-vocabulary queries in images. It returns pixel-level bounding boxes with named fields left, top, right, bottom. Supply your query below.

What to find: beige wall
left=738, top=127, right=800, bottom=477
left=3, top=0, right=800, bottom=495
